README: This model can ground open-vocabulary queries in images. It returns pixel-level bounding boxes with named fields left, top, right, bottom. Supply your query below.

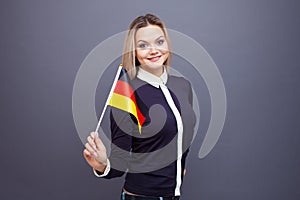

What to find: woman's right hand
left=83, top=132, right=108, bottom=173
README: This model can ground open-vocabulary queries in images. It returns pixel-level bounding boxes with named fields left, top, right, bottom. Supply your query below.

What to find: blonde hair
left=122, top=14, right=172, bottom=79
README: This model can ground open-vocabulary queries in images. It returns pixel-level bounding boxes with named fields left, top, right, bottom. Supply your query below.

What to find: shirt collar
left=137, top=67, right=168, bottom=88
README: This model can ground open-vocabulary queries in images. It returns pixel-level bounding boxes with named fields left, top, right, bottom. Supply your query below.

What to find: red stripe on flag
left=136, top=104, right=146, bottom=125
left=114, top=80, right=134, bottom=97
left=113, top=80, right=146, bottom=125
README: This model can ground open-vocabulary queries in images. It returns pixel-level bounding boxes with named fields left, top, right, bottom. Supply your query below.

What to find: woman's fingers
left=90, top=132, right=106, bottom=152
left=83, top=149, right=100, bottom=169
left=93, top=131, right=99, bottom=138
left=94, top=134, right=105, bottom=150
left=83, top=132, right=108, bottom=169
left=87, top=135, right=97, bottom=151
left=85, top=142, right=97, bottom=157
left=83, top=148, right=91, bottom=157
left=90, top=132, right=98, bottom=140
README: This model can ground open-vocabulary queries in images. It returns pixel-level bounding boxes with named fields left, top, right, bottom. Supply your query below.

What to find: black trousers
left=121, top=192, right=180, bottom=200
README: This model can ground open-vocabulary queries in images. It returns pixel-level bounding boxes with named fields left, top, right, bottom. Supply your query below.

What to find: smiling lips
left=147, top=55, right=161, bottom=62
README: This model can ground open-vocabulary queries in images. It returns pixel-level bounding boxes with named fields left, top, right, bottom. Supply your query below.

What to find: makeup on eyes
left=136, top=36, right=165, bottom=49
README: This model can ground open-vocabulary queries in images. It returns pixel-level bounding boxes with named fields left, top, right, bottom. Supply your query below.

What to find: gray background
left=1, top=0, right=299, bottom=199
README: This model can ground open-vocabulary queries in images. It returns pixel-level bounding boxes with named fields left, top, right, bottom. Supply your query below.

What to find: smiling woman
left=122, top=14, right=172, bottom=80
left=83, top=13, right=196, bottom=200
left=135, top=25, right=170, bottom=76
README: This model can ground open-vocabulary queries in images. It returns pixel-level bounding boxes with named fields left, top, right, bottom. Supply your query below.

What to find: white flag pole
left=95, top=64, right=123, bottom=133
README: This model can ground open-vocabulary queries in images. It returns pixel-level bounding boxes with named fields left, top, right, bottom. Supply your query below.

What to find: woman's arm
left=83, top=107, right=134, bottom=179
left=83, top=131, right=109, bottom=173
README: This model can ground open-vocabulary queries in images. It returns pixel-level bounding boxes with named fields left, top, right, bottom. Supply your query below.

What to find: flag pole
left=95, top=64, right=123, bottom=133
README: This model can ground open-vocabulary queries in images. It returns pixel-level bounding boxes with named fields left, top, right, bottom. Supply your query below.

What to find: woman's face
left=135, top=24, right=169, bottom=76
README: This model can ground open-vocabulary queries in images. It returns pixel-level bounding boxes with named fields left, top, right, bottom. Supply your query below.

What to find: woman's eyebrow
left=136, top=39, right=148, bottom=43
left=136, top=36, right=165, bottom=43
left=156, top=36, right=165, bottom=40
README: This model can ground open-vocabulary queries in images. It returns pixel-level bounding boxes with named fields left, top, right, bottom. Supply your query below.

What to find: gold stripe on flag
left=109, top=93, right=142, bottom=132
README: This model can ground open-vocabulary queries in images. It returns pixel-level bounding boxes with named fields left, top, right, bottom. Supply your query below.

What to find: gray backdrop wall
left=1, top=0, right=299, bottom=200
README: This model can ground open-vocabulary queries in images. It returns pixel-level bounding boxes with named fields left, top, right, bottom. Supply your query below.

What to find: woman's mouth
left=147, top=56, right=161, bottom=62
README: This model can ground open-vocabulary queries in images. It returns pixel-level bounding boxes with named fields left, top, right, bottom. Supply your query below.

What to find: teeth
left=148, top=56, right=160, bottom=61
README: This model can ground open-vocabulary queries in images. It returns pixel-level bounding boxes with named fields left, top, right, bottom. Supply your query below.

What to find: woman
left=83, top=13, right=196, bottom=200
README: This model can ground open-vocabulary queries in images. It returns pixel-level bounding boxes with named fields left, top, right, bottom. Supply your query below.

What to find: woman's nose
left=149, top=45, right=158, bottom=54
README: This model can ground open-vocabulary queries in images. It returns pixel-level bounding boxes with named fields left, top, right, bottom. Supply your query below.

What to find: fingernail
left=93, top=145, right=97, bottom=150
left=93, top=152, right=97, bottom=158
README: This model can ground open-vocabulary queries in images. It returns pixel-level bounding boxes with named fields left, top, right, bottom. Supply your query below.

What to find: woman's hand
left=83, top=132, right=108, bottom=173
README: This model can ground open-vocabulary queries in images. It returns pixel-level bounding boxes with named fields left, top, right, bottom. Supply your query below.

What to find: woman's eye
left=157, top=39, right=165, bottom=45
left=138, top=43, right=147, bottom=48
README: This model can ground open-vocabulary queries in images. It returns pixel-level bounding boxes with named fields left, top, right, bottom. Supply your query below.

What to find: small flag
left=108, top=64, right=145, bottom=133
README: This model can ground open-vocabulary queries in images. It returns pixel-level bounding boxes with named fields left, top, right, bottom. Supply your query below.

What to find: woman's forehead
left=135, top=25, right=165, bottom=41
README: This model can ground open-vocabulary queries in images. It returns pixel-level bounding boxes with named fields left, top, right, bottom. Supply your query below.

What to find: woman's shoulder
left=168, top=75, right=192, bottom=89
left=168, top=75, right=189, bottom=82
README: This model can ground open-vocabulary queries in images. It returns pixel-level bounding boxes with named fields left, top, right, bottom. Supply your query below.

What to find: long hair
left=122, top=13, right=172, bottom=80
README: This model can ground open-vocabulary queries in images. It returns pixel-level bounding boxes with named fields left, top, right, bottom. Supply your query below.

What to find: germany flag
left=108, top=65, right=145, bottom=133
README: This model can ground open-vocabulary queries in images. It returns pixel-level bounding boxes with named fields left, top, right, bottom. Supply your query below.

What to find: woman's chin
left=145, top=62, right=164, bottom=70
